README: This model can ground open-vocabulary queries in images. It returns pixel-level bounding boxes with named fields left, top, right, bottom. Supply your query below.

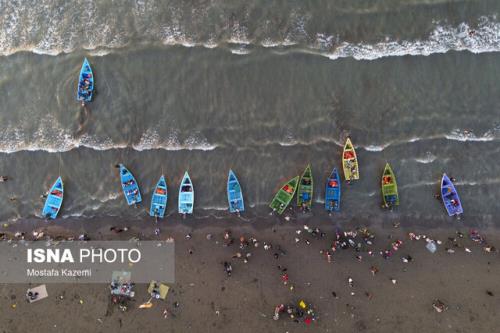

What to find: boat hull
left=270, top=176, right=299, bottom=215
left=76, top=58, right=94, bottom=102
left=342, top=138, right=359, bottom=181
left=441, top=174, right=463, bottom=216
left=297, top=165, right=313, bottom=208
left=42, top=177, right=64, bottom=219
left=325, top=168, right=341, bottom=212
left=381, top=163, right=399, bottom=207
left=119, top=164, right=142, bottom=205
left=227, top=170, right=244, bottom=213
left=178, top=172, right=194, bottom=214
left=150, top=175, right=167, bottom=218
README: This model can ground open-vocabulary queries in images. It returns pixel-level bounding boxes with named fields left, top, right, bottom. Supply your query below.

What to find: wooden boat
left=76, top=58, right=94, bottom=103
left=297, top=165, right=313, bottom=209
left=441, top=173, right=463, bottom=216
left=269, top=176, right=299, bottom=215
left=227, top=169, right=244, bottom=214
left=342, top=137, right=359, bottom=181
left=325, top=168, right=341, bottom=212
left=381, top=163, right=399, bottom=207
left=178, top=172, right=194, bottom=215
left=150, top=175, right=167, bottom=218
left=42, top=177, right=64, bottom=219
left=119, top=164, right=142, bottom=205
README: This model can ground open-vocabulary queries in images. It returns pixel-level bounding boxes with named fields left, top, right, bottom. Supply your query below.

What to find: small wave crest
left=0, top=119, right=218, bottom=154
left=1, top=6, right=500, bottom=62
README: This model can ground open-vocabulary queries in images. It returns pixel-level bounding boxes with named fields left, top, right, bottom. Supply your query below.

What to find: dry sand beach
left=0, top=213, right=499, bottom=333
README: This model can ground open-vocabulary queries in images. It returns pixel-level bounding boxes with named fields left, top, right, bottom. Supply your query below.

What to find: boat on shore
left=227, top=170, right=244, bottom=214
left=297, top=165, right=313, bottom=209
left=325, top=168, right=341, bottom=212
left=270, top=176, right=299, bottom=215
left=76, top=58, right=94, bottom=103
left=150, top=175, right=167, bottom=219
left=42, top=177, right=64, bottom=219
left=381, top=163, right=399, bottom=208
left=119, top=164, right=142, bottom=205
left=342, top=138, right=359, bottom=181
left=178, top=172, right=194, bottom=215
left=441, top=173, right=463, bottom=216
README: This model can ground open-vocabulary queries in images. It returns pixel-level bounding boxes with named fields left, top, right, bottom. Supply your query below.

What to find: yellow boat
left=342, top=138, right=359, bottom=181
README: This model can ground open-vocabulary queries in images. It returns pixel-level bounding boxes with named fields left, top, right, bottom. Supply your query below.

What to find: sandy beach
left=0, top=212, right=498, bottom=333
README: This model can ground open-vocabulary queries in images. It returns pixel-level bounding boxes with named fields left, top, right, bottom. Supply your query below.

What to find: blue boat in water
left=441, top=173, right=463, bottom=216
left=42, top=177, right=64, bottom=219
left=119, top=164, right=142, bottom=205
left=325, top=168, right=341, bottom=212
left=77, top=58, right=94, bottom=103
left=178, top=172, right=194, bottom=215
left=227, top=169, right=244, bottom=214
left=150, top=175, right=167, bottom=219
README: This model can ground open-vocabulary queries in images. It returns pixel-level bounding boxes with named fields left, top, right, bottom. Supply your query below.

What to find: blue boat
left=441, top=173, right=463, bottom=216
left=119, top=164, right=142, bottom=205
left=325, top=168, right=341, bottom=212
left=76, top=58, right=94, bottom=103
left=150, top=175, right=168, bottom=219
left=178, top=172, right=194, bottom=215
left=227, top=169, right=244, bottom=214
left=42, top=177, right=64, bottom=219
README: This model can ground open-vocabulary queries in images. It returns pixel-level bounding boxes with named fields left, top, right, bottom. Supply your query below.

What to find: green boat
left=270, top=176, right=299, bottom=214
left=297, top=165, right=313, bottom=209
left=381, top=163, right=399, bottom=207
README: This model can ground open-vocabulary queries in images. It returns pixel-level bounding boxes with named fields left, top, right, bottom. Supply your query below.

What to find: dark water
left=0, top=0, right=499, bottom=222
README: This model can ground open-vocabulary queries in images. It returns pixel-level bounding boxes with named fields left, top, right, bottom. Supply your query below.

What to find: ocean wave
left=444, top=129, right=496, bottom=142
left=133, top=129, right=217, bottom=151
left=0, top=120, right=218, bottom=154
left=414, top=152, right=437, bottom=164
left=1, top=4, right=500, bottom=62
left=359, top=129, right=498, bottom=152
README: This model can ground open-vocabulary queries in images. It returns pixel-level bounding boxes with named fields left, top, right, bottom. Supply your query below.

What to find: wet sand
left=0, top=213, right=499, bottom=333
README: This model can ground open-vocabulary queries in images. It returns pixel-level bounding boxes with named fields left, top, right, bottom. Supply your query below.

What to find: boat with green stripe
left=381, top=163, right=399, bottom=208
left=270, top=176, right=299, bottom=215
left=297, top=165, right=313, bottom=209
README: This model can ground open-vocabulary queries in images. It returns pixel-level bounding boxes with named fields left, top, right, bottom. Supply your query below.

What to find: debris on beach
left=148, top=281, right=170, bottom=300
left=401, top=255, right=413, bottom=263
left=139, top=300, right=153, bottom=309
left=223, top=261, right=232, bottom=277
left=432, top=299, right=447, bottom=313
left=426, top=240, right=437, bottom=253
left=273, top=300, right=317, bottom=325
left=110, top=271, right=135, bottom=305
left=469, top=230, right=485, bottom=244
left=483, top=245, right=496, bottom=253
left=26, top=285, right=48, bottom=303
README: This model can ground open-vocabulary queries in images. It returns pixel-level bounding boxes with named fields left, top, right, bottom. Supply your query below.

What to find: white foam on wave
left=273, top=135, right=342, bottom=148
left=444, top=129, right=496, bottom=142
left=453, top=178, right=500, bottom=186
left=133, top=128, right=217, bottom=151
left=359, top=129, right=498, bottom=153
left=322, top=16, right=500, bottom=60
left=414, top=152, right=437, bottom=164
left=230, top=48, right=251, bottom=55
left=0, top=119, right=218, bottom=154
left=363, top=144, right=389, bottom=152
left=3, top=7, right=500, bottom=62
